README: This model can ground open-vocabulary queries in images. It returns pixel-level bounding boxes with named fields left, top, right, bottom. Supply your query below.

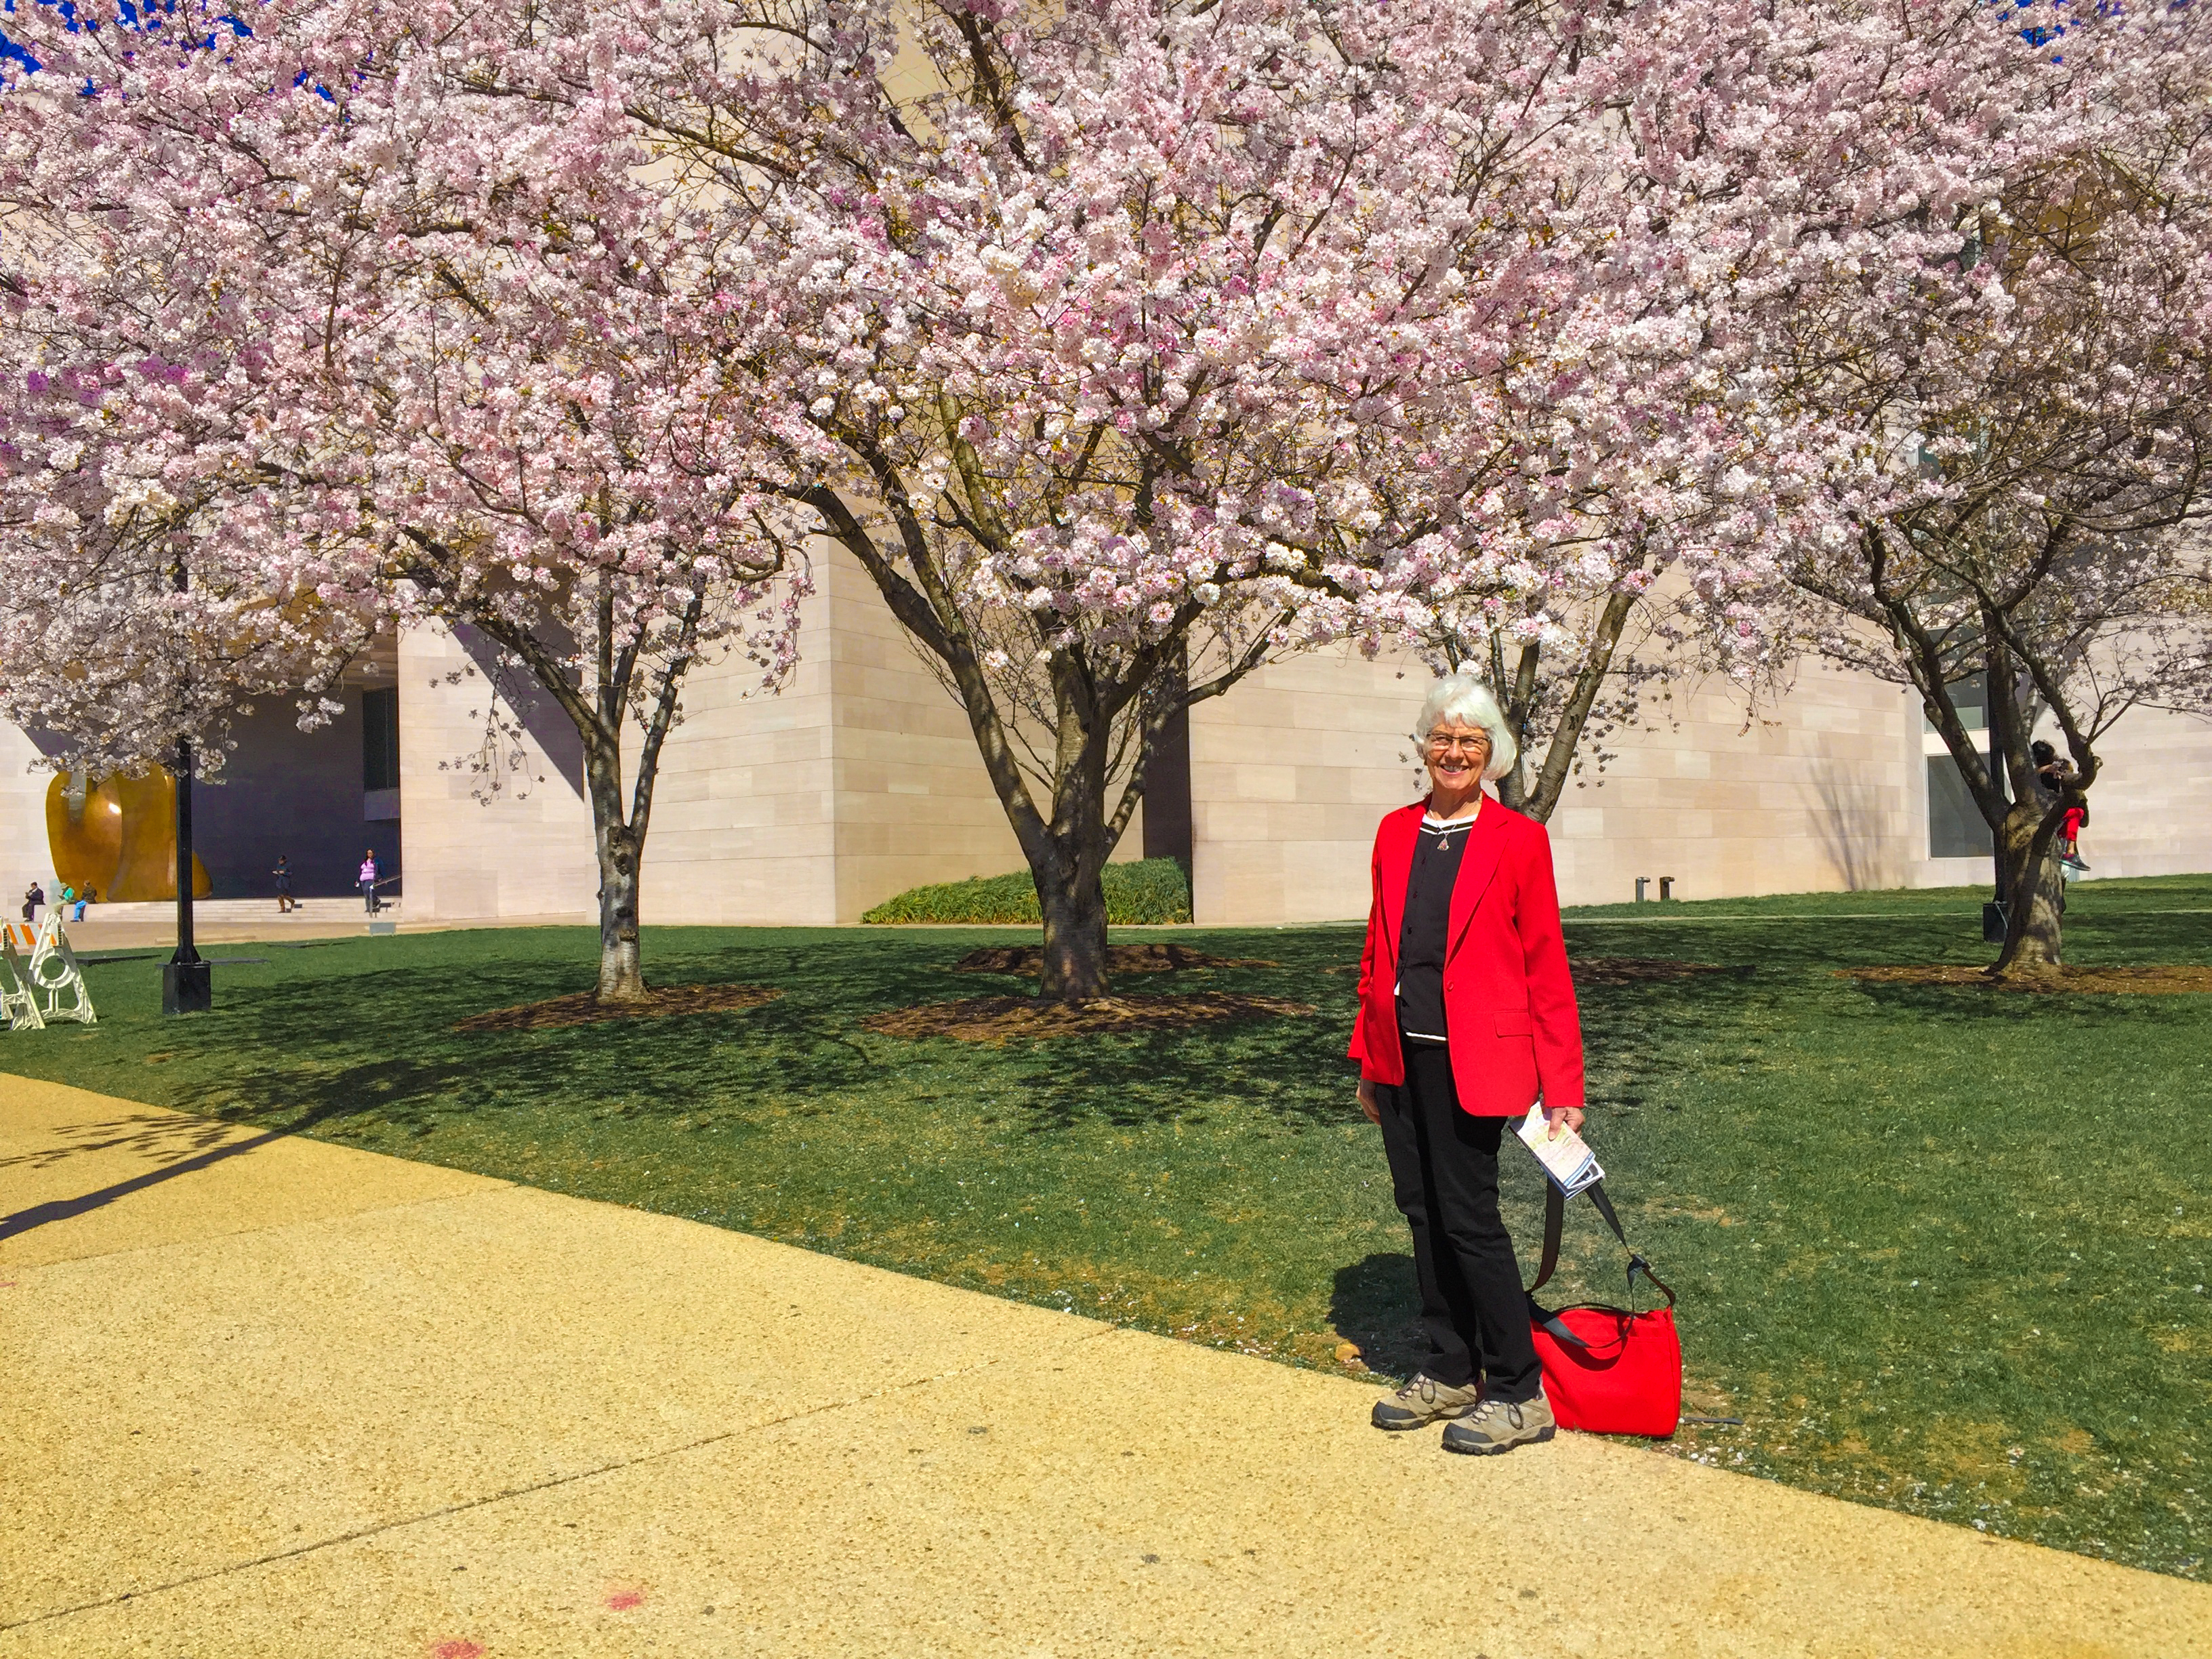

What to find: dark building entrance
left=192, top=674, right=403, bottom=901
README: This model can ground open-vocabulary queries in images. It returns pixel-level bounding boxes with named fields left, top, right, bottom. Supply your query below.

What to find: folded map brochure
left=1516, top=1103, right=1604, bottom=1196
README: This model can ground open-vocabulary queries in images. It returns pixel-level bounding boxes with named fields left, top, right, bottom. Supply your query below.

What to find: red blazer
left=1349, top=797, right=1586, bottom=1115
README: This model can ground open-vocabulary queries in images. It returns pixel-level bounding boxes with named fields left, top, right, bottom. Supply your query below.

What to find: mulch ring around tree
left=1840, top=964, right=2212, bottom=995
left=865, top=992, right=1315, bottom=1043
left=951, top=943, right=1277, bottom=975
left=455, top=983, right=783, bottom=1033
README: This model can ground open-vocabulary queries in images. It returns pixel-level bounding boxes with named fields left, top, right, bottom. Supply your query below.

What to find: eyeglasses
left=1423, top=731, right=1492, bottom=755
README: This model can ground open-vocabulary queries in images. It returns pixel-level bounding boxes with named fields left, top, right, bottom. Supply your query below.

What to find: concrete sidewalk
left=3, top=1076, right=2206, bottom=1658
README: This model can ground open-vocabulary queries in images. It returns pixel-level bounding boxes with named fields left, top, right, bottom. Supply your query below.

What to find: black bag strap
left=1527, top=1177, right=1676, bottom=1311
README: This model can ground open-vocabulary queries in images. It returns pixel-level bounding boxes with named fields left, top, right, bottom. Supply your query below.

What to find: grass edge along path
left=5, top=873, right=2208, bottom=1582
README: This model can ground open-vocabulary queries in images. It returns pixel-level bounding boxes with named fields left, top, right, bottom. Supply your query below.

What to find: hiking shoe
left=1440, top=1393, right=1556, bottom=1455
left=1372, top=1374, right=1483, bottom=1431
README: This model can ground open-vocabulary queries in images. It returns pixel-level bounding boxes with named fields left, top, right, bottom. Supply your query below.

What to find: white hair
left=1414, top=674, right=1517, bottom=784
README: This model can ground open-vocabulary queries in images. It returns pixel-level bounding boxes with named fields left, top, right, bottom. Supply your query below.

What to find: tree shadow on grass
left=1569, top=917, right=1979, bottom=973
left=1573, top=967, right=1796, bottom=1109
left=2062, top=909, right=2212, bottom=966
left=1561, top=903, right=2212, bottom=977
left=158, top=951, right=888, bottom=1135
left=130, top=924, right=1159, bottom=1142
left=169, top=1054, right=481, bottom=1136
left=998, top=998, right=1365, bottom=1133
left=1835, top=975, right=2212, bottom=1035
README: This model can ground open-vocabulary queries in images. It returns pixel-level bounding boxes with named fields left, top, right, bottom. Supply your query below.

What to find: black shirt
left=1397, top=811, right=1475, bottom=1044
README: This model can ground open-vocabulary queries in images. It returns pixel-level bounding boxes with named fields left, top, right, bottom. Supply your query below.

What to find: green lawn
left=7, top=876, right=2209, bottom=1579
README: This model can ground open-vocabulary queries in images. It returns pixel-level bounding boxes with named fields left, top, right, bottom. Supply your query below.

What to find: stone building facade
left=11, top=541, right=2212, bottom=922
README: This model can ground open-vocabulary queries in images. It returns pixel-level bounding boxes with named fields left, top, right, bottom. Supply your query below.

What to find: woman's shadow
left=1332, top=1252, right=1427, bottom=1380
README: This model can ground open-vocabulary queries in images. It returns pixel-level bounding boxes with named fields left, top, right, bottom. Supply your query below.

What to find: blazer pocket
left=1494, top=1010, right=1533, bottom=1037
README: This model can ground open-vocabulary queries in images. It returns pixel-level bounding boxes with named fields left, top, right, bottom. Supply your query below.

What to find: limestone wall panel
left=1, top=722, right=56, bottom=905
left=396, top=623, right=598, bottom=922
left=2076, top=706, right=2212, bottom=875
left=818, top=543, right=1030, bottom=921
left=630, top=570, right=839, bottom=926
left=1189, top=651, right=1928, bottom=919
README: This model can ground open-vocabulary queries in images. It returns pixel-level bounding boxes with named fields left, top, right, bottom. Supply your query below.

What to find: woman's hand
left=1357, top=1079, right=1380, bottom=1125
left=1544, top=1104, right=1585, bottom=1134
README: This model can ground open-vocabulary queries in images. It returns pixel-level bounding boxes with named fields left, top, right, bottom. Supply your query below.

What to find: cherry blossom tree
left=643, top=0, right=1460, bottom=997
left=0, top=70, right=376, bottom=899
left=0, top=0, right=812, bottom=1000
left=587, top=0, right=1840, bottom=995
left=1759, top=0, right=2212, bottom=972
left=13, top=0, right=2193, bottom=1006
left=1363, top=0, right=2212, bottom=940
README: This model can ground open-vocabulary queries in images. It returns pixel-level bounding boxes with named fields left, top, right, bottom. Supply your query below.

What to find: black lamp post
left=161, top=564, right=211, bottom=1014
left=160, top=731, right=210, bottom=1012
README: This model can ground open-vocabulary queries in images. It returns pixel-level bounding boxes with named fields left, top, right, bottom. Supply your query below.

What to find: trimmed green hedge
left=861, top=857, right=1192, bottom=925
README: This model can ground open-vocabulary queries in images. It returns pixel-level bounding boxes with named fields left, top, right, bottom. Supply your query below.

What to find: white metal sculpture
left=25, top=915, right=95, bottom=1025
left=1, top=928, right=46, bottom=1029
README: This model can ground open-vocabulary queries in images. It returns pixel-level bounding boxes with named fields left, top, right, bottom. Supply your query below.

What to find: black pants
left=1376, top=1042, right=1543, bottom=1401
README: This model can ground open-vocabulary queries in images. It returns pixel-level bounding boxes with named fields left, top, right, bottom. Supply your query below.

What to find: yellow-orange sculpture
left=46, top=769, right=211, bottom=902
left=45, top=773, right=121, bottom=895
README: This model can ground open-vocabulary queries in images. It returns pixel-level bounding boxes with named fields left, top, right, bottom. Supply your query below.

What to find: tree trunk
left=1492, top=588, right=1639, bottom=825
left=1035, top=838, right=1109, bottom=1000
left=1025, top=669, right=1132, bottom=1001
left=583, top=743, right=648, bottom=1004
left=596, top=830, right=644, bottom=1002
left=1991, top=802, right=2065, bottom=977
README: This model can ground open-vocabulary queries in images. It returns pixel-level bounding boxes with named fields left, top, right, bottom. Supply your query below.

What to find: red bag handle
left=1527, top=1179, right=1677, bottom=1319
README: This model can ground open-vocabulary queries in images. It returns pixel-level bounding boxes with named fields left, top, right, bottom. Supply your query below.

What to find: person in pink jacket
left=1351, top=674, right=1587, bottom=1455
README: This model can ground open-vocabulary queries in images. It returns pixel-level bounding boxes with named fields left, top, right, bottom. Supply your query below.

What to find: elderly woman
left=1351, top=673, right=1586, bottom=1455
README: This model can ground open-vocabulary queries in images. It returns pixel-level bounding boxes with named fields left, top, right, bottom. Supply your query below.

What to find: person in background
left=2032, top=739, right=2066, bottom=793
left=2031, top=741, right=2091, bottom=872
left=21, top=881, right=43, bottom=924
left=1349, top=672, right=1586, bottom=1457
left=274, top=853, right=296, bottom=914
left=73, top=886, right=91, bottom=922
left=359, top=849, right=380, bottom=914
left=2060, top=800, right=2090, bottom=873
left=57, top=882, right=76, bottom=920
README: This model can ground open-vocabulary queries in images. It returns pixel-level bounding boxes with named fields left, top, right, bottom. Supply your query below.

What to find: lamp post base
left=162, top=960, right=212, bottom=1015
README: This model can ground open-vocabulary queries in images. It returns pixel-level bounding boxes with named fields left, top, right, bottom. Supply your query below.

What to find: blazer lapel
left=1375, top=804, right=1422, bottom=971
left=1445, top=798, right=1509, bottom=957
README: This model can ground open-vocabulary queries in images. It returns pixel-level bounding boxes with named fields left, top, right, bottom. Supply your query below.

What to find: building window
left=1925, top=755, right=1990, bottom=857
left=1923, top=676, right=1988, bottom=735
left=1922, top=677, right=1996, bottom=858
left=363, top=688, right=401, bottom=792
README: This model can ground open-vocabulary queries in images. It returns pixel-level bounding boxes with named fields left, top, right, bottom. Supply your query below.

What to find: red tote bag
left=1525, top=1181, right=1683, bottom=1437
